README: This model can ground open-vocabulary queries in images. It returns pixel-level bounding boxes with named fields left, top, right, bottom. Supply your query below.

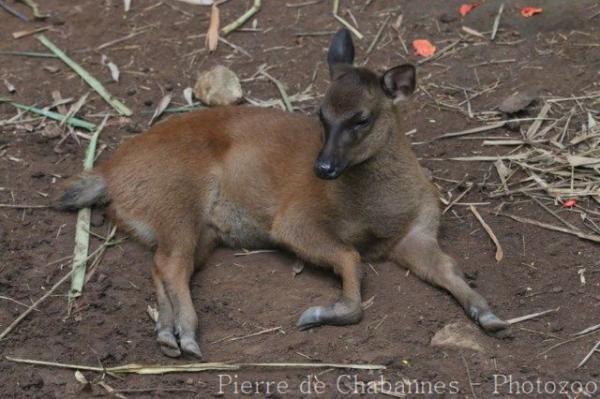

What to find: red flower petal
left=459, top=3, right=479, bottom=17
left=412, top=39, right=436, bottom=57
left=563, top=199, right=577, bottom=208
left=521, top=7, right=543, bottom=17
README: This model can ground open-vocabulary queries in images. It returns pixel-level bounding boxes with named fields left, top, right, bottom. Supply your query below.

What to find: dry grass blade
left=68, top=116, right=109, bottom=306
left=573, top=323, right=600, bottom=337
left=506, top=307, right=559, bottom=325
left=1, top=99, right=96, bottom=131
left=497, top=212, right=600, bottom=244
left=491, top=3, right=504, bottom=41
left=470, top=206, right=503, bottom=262
left=222, top=0, right=261, bottom=36
left=206, top=4, right=220, bottom=52
left=577, top=340, right=600, bottom=369
left=432, top=121, right=506, bottom=141
left=442, top=183, right=472, bottom=214
left=5, top=357, right=386, bottom=374
left=123, top=0, right=131, bottom=12
left=259, top=68, right=293, bottom=112
left=36, top=35, right=132, bottom=116
left=0, top=0, right=28, bottom=21
left=173, top=0, right=213, bottom=4
left=18, top=0, right=47, bottom=19
left=332, top=0, right=363, bottom=39
left=0, top=204, right=49, bottom=209
left=211, top=326, right=283, bottom=344
left=526, top=103, right=552, bottom=139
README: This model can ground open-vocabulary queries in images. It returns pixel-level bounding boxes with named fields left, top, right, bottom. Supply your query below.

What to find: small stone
left=438, top=13, right=458, bottom=23
left=499, top=91, right=537, bottom=114
left=90, top=212, right=105, bottom=227
left=431, top=322, right=485, bottom=352
left=194, top=65, right=243, bottom=106
left=43, top=65, right=59, bottom=73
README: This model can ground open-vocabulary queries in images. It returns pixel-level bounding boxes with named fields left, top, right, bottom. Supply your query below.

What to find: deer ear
left=327, top=29, right=355, bottom=77
left=381, top=64, right=416, bottom=101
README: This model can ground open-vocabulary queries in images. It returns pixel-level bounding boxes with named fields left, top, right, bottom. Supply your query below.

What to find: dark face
left=314, top=29, right=417, bottom=180
left=314, top=68, right=383, bottom=180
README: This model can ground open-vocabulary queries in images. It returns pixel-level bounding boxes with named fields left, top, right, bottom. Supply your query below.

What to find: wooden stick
left=470, top=205, right=503, bottom=262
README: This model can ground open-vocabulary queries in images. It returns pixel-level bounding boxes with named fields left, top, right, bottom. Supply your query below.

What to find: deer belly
left=207, top=191, right=272, bottom=249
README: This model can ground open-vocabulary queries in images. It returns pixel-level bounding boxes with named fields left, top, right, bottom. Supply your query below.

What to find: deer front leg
left=271, top=214, right=363, bottom=330
left=391, top=226, right=508, bottom=333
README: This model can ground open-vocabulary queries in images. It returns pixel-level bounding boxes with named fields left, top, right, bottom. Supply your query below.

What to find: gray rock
left=194, top=65, right=243, bottom=106
left=499, top=91, right=537, bottom=114
left=430, top=322, right=485, bottom=352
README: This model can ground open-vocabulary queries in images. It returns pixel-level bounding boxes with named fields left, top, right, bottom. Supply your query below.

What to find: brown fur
left=58, top=32, right=507, bottom=358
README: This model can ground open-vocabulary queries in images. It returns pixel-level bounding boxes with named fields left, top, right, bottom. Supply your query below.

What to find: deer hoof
left=297, top=306, right=326, bottom=330
left=470, top=307, right=509, bottom=333
left=157, top=330, right=181, bottom=358
left=180, top=336, right=203, bottom=359
left=297, top=300, right=363, bottom=330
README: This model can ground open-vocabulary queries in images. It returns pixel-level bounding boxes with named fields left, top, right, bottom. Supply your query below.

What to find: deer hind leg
left=271, top=213, right=363, bottom=330
left=391, top=226, right=508, bottom=333
left=152, top=256, right=180, bottom=358
left=153, top=233, right=204, bottom=358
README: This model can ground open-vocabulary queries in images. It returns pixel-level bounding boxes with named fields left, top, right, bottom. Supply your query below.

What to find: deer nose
left=314, top=159, right=338, bottom=179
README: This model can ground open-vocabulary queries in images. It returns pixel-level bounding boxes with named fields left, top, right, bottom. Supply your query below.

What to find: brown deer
left=58, top=29, right=508, bottom=359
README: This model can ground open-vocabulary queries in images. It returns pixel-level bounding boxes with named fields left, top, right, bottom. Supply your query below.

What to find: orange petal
left=459, top=3, right=479, bottom=17
left=563, top=199, right=577, bottom=208
left=412, top=39, right=436, bottom=57
left=521, top=6, right=543, bottom=17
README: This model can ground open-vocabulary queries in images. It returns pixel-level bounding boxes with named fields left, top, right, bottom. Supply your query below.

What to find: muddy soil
left=1, top=0, right=600, bottom=397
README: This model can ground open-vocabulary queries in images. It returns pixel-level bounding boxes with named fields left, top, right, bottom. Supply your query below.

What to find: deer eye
left=354, top=115, right=373, bottom=129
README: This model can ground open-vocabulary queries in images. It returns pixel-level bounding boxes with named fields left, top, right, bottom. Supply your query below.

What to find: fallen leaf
left=74, top=370, right=88, bottom=385
left=521, top=7, right=542, bottom=17
left=183, top=87, right=194, bottom=106
left=459, top=3, right=479, bottom=16
left=564, top=199, right=577, bottom=208
left=206, top=4, right=220, bottom=52
left=149, top=94, right=172, bottom=126
left=101, top=55, right=120, bottom=82
left=412, top=39, right=436, bottom=57
left=3, top=79, right=16, bottom=93
left=147, top=304, right=159, bottom=323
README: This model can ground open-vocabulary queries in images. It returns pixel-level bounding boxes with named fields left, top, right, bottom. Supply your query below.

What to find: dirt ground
left=2, top=0, right=600, bottom=397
